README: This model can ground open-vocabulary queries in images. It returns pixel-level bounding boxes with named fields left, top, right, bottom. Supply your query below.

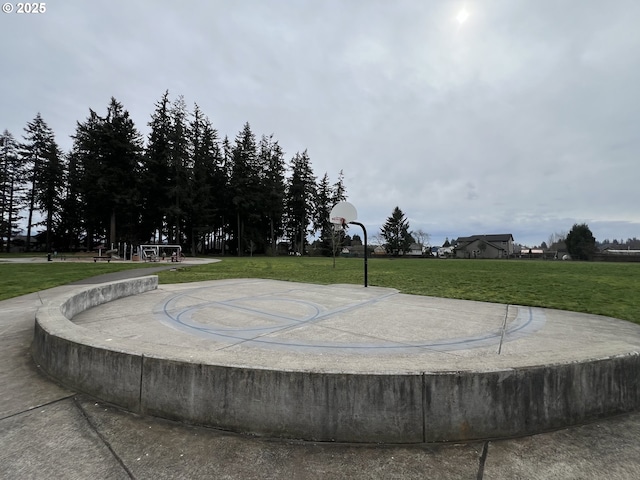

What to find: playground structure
left=138, top=244, right=183, bottom=263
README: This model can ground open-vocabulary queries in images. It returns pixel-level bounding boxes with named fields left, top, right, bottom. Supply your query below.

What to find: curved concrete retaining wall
left=33, top=278, right=640, bottom=443
left=33, top=276, right=159, bottom=411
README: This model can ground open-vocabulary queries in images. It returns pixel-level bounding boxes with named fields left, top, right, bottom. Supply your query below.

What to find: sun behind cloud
left=456, top=7, right=470, bottom=25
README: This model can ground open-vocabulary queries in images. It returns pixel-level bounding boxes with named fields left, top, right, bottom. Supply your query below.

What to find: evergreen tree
left=313, top=172, right=334, bottom=256
left=203, top=119, right=229, bottom=254
left=167, top=95, right=191, bottom=244
left=58, top=150, right=84, bottom=251
left=285, top=150, right=316, bottom=254
left=0, top=130, right=24, bottom=252
left=21, top=113, right=58, bottom=251
left=565, top=223, right=597, bottom=260
left=35, top=139, right=65, bottom=251
left=72, top=98, right=143, bottom=247
left=186, top=103, right=222, bottom=254
left=257, top=134, right=286, bottom=255
left=217, top=135, right=234, bottom=255
left=332, top=170, right=347, bottom=205
left=70, top=109, right=102, bottom=247
left=104, top=98, right=144, bottom=244
left=381, top=206, right=411, bottom=255
left=229, top=122, right=260, bottom=255
left=144, top=90, right=172, bottom=243
left=20, top=113, right=66, bottom=252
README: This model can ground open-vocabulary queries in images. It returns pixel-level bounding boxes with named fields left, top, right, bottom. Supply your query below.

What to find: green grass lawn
left=0, top=262, right=163, bottom=301
left=1, top=256, right=638, bottom=325
left=157, top=257, right=640, bottom=324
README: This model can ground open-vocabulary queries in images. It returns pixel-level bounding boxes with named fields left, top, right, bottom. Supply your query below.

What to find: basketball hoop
left=331, top=216, right=346, bottom=229
left=328, top=201, right=368, bottom=287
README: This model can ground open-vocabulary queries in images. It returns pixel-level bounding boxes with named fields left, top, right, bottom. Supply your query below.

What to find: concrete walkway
left=2, top=269, right=640, bottom=478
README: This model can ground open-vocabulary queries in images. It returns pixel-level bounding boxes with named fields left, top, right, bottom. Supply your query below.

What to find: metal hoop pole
left=349, top=221, right=368, bottom=287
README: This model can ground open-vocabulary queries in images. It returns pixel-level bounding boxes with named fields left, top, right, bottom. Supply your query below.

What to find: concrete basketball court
left=3, top=264, right=640, bottom=478
left=74, top=278, right=635, bottom=369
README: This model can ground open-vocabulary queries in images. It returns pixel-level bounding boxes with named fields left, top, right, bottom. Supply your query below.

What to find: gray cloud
left=2, top=0, right=639, bottom=246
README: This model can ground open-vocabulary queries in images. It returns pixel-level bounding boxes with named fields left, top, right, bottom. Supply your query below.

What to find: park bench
left=93, top=256, right=111, bottom=263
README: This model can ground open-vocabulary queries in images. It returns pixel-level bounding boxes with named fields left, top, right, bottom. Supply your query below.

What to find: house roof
left=455, top=234, right=515, bottom=253
left=466, top=238, right=506, bottom=251
left=456, top=234, right=514, bottom=244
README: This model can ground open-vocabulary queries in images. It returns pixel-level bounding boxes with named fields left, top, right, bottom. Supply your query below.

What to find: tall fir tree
left=103, top=98, right=144, bottom=244
left=144, top=90, right=172, bottom=242
left=70, top=108, right=102, bottom=246
left=58, top=150, right=84, bottom=251
left=35, top=138, right=65, bottom=251
left=21, top=113, right=58, bottom=251
left=72, top=98, right=143, bottom=247
left=313, top=172, right=334, bottom=256
left=167, top=95, right=191, bottom=244
left=186, top=103, right=222, bottom=254
left=285, top=150, right=316, bottom=254
left=229, top=122, right=260, bottom=255
left=215, top=135, right=234, bottom=255
left=381, top=206, right=412, bottom=255
left=0, top=130, right=24, bottom=252
left=332, top=170, right=347, bottom=205
left=257, top=134, right=286, bottom=255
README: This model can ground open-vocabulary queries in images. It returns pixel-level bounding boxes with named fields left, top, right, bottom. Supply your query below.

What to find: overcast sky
left=2, top=0, right=639, bottom=247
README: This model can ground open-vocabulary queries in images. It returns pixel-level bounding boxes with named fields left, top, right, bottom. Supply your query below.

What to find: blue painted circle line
left=155, top=285, right=546, bottom=354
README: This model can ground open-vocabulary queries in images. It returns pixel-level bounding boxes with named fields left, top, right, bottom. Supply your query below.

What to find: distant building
left=602, top=248, right=640, bottom=255
left=454, top=234, right=514, bottom=259
left=406, top=242, right=423, bottom=256
left=594, top=247, right=640, bottom=262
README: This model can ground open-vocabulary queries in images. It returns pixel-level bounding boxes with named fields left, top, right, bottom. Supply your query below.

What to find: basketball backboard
left=330, top=201, right=357, bottom=225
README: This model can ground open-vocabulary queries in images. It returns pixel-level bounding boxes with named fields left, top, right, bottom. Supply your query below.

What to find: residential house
left=406, top=242, right=424, bottom=256
left=454, top=234, right=514, bottom=259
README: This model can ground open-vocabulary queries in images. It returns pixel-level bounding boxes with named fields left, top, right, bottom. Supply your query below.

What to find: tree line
left=0, top=92, right=348, bottom=255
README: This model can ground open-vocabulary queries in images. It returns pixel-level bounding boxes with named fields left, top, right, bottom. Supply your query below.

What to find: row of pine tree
left=0, top=92, right=347, bottom=255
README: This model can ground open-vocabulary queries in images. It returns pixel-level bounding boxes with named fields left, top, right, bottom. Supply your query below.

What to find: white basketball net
left=331, top=217, right=346, bottom=231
